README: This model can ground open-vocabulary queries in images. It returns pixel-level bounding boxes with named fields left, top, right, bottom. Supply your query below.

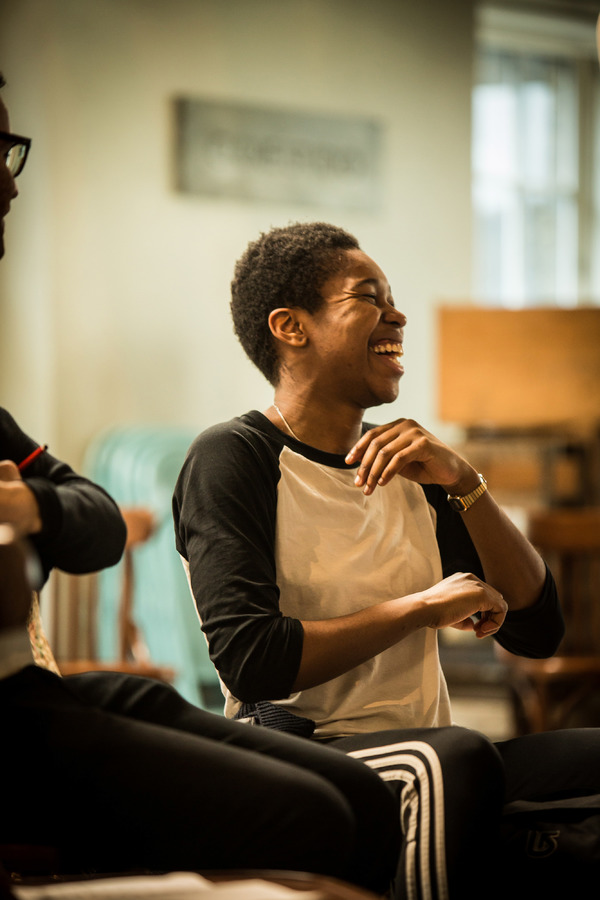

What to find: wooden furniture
left=497, top=507, right=600, bottom=733
left=437, top=305, right=600, bottom=507
left=49, top=507, right=174, bottom=683
left=437, top=306, right=600, bottom=430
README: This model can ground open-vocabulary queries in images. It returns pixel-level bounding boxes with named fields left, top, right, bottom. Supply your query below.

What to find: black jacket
left=0, top=407, right=126, bottom=584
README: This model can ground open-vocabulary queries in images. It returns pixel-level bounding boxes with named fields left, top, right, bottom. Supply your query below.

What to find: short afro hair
left=230, top=221, right=360, bottom=385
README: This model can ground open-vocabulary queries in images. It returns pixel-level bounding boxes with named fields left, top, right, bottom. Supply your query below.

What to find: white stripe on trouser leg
left=347, top=742, right=448, bottom=900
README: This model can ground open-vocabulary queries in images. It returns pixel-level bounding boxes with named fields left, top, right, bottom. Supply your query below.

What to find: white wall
left=0, top=0, right=474, bottom=465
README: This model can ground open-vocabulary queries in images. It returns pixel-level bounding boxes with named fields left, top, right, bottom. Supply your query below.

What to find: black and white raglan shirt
left=173, top=410, right=563, bottom=740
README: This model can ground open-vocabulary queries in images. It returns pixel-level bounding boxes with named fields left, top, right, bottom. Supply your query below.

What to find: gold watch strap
left=447, top=474, right=488, bottom=512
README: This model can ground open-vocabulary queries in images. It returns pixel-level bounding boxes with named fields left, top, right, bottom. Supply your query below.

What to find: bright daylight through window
left=472, top=5, right=600, bottom=308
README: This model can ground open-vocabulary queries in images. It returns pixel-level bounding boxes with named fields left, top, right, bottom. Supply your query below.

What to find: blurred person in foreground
left=0, top=75, right=400, bottom=893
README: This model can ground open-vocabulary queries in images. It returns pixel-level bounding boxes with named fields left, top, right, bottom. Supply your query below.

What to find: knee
left=288, top=774, right=356, bottom=840
left=446, top=726, right=505, bottom=801
left=68, top=670, right=178, bottom=716
left=273, top=776, right=357, bottom=875
left=446, top=725, right=501, bottom=765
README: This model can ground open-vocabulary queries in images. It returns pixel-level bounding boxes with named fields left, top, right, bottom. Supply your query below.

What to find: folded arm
left=347, top=418, right=548, bottom=611
left=174, top=420, right=518, bottom=703
left=1, top=408, right=126, bottom=584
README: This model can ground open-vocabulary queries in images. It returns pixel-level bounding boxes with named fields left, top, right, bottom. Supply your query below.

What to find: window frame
left=473, top=4, right=599, bottom=307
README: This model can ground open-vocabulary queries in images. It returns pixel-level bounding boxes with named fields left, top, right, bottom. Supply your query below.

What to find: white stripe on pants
left=347, top=741, right=448, bottom=900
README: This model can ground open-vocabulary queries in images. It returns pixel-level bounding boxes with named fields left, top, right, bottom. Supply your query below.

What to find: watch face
left=447, top=476, right=487, bottom=512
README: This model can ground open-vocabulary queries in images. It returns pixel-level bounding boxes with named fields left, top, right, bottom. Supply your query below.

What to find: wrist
left=398, top=591, right=431, bottom=632
left=442, top=466, right=480, bottom=496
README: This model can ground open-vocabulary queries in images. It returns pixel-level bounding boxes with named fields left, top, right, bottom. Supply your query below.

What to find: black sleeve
left=0, top=408, right=126, bottom=584
left=172, top=421, right=304, bottom=703
left=423, top=483, right=564, bottom=659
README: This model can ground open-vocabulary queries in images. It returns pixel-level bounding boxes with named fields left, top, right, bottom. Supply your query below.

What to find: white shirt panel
left=273, top=446, right=451, bottom=738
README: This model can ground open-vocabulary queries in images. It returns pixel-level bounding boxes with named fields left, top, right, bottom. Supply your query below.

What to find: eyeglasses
left=0, top=130, right=32, bottom=177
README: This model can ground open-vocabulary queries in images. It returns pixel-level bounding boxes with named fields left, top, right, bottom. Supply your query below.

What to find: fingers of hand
left=450, top=618, right=476, bottom=633
left=346, top=421, right=423, bottom=495
left=357, top=447, right=406, bottom=495
left=0, top=523, right=18, bottom=545
left=0, top=480, right=42, bottom=537
left=475, top=610, right=504, bottom=638
left=474, top=589, right=508, bottom=637
left=433, top=572, right=507, bottom=635
left=0, top=460, right=21, bottom=482
left=345, top=421, right=406, bottom=463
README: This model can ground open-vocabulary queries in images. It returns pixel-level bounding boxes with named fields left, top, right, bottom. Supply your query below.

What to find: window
left=472, top=6, right=600, bottom=307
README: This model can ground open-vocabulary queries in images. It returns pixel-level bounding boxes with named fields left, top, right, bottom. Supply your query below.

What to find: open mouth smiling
left=370, top=341, right=404, bottom=362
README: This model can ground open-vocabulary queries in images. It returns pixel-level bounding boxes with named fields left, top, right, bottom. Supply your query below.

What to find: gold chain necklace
left=272, top=403, right=300, bottom=441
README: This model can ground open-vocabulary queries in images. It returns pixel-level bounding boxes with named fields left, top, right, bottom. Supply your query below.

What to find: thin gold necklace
left=273, top=403, right=300, bottom=441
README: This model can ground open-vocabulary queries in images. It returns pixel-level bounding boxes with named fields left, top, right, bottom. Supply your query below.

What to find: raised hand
left=0, top=459, right=42, bottom=536
left=415, top=571, right=508, bottom=639
left=346, top=418, right=478, bottom=496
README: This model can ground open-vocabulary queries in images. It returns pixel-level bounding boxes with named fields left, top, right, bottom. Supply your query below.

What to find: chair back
left=83, top=426, right=222, bottom=711
left=527, top=508, right=600, bottom=657
left=48, top=506, right=174, bottom=684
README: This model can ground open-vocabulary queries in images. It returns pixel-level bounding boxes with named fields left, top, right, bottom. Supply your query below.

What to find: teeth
left=372, top=343, right=403, bottom=356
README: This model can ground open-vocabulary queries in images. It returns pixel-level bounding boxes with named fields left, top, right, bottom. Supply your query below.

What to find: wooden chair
left=497, top=506, right=600, bottom=733
left=48, top=506, right=175, bottom=683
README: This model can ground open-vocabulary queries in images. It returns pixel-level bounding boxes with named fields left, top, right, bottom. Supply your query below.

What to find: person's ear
left=268, top=308, right=308, bottom=348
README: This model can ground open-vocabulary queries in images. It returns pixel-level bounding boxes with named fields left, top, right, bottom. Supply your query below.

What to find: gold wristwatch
left=447, top=473, right=488, bottom=512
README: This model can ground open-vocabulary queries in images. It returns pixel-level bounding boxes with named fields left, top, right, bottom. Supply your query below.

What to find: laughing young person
left=0, top=81, right=400, bottom=893
left=173, top=222, right=600, bottom=899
